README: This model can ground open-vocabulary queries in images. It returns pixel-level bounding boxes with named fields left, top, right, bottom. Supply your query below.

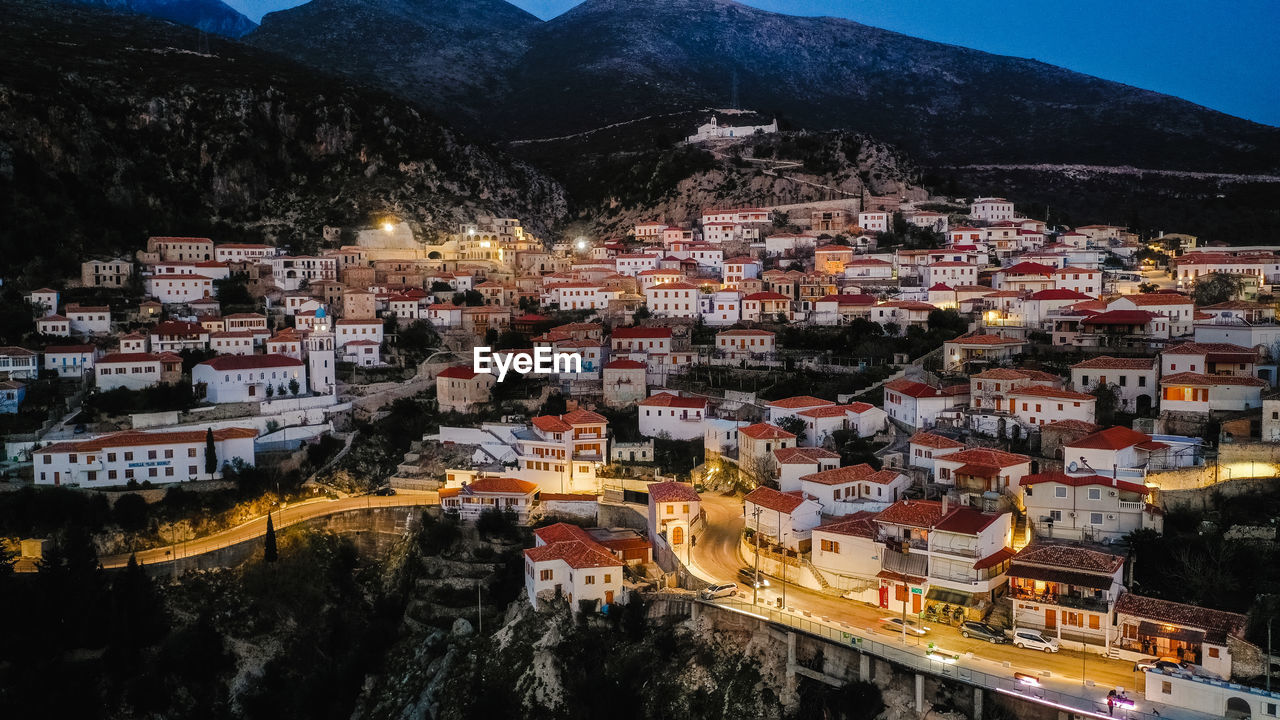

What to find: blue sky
left=228, top=0, right=1280, bottom=127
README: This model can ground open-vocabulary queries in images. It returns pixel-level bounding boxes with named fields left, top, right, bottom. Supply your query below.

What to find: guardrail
left=705, top=599, right=1163, bottom=720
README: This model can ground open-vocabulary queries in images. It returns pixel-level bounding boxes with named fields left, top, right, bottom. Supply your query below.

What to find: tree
left=277, top=383, right=288, bottom=397
left=778, top=416, right=807, bottom=445
left=288, top=378, right=301, bottom=396
left=204, top=428, right=217, bottom=475
left=263, top=513, right=278, bottom=563
left=632, top=306, right=651, bottom=320
left=1138, top=282, right=1160, bottom=294
left=113, top=492, right=149, bottom=532
left=1092, top=383, right=1120, bottom=426
left=265, top=383, right=275, bottom=398
left=1192, top=273, right=1244, bottom=306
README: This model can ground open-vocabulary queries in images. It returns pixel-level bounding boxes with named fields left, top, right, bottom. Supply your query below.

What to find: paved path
left=689, top=493, right=1211, bottom=719
left=100, top=493, right=438, bottom=569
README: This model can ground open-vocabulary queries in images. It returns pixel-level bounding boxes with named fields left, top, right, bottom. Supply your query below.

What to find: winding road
left=100, top=492, right=438, bottom=569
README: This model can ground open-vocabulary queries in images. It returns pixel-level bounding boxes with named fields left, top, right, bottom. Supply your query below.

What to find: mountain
left=246, top=0, right=1280, bottom=175
left=250, top=0, right=541, bottom=115
left=0, top=0, right=567, bottom=284
left=61, top=0, right=258, bottom=37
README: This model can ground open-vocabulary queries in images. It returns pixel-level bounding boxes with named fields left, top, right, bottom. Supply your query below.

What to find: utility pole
left=900, top=580, right=908, bottom=644
left=1269, top=614, right=1274, bottom=692
left=478, top=579, right=483, bottom=636
left=778, top=509, right=786, bottom=611
left=752, top=505, right=764, bottom=605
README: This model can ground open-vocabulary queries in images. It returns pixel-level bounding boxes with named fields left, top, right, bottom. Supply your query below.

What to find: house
left=797, top=464, right=911, bottom=513
left=872, top=499, right=946, bottom=614
left=65, top=304, right=111, bottom=335
left=44, top=345, right=98, bottom=379
left=1160, top=373, right=1265, bottom=415
left=149, top=320, right=209, bottom=353
left=969, top=368, right=1060, bottom=413
left=924, top=261, right=978, bottom=287
left=0, top=381, right=25, bottom=414
left=925, top=505, right=1016, bottom=613
left=741, top=292, right=792, bottom=322
left=794, top=403, right=887, bottom=446
left=440, top=476, right=539, bottom=523
left=738, top=422, right=797, bottom=480
left=743, top=486, right=822, bottom=552
left=191, top=354, right=307, bottom=403
left=602, top=359, right=647, bottom=407
left=1161, top=342, right=1259, bottom=379
left=342, top=340, right=383, bottom=367
left=1020, top=472, right=1161, bottom=542
left=644, top=282, right=699, bottom=318
left=214, top=243, right=276, bottom=263
left=1006, top=541, right=1126, bottom=649
left=33, top=427, right=257, bottom=486
left=1065, top=425, right=1197, bottom=479
left=436, top=365, right=495, bottom=413
left=907, top=432, right=964, bottom=474
left=610, top=326, right=672, bottom=356
left=1005, top=386, right=1098, bottom=428
left=857, top=211, right=890, bottom=233
left=841, top=257, right=894, bottom=280
left=1077, top=309, right=1168, bottom=347
left=335, top=319, right=384, bottom=352
left=1107, top=293, right=1195, bottom=337
left=269, top=255, right=338, bottom=291
left=146, top=273, right=214, bottom=304
left=883, top=378, right=969, bottom=429
left=95, top=352, right=179, bottom=391
left=82, top=259, right=133, bottom=288
left=209, top=331, right=255, bottom=356
left=995, top=262, right=1055, bottom=292
left=1114, top=593, right=1245, bottom=679
left=523, top=522, right=624, bottom=611
left=810, top=512, right=883, bottom=594
left=971, top=198, right=1015, bottom=222
left=1070, top=356, right=1159, bottom=414
left=638, top=392, right=707, bottom=440
left=0, top=347, right=39, bottom=380
left=773, top=447, right=842, bottom=492
left=811, top=294, right=877, bottom=325
left=514, top=410, right=609, bottom=493
left=942, top=333, right=1025, bottom=372
left=765, top=395, right=835, bottom=424
left=647, top=481, right=701, bottom=553
left=715, top=329, right=775, bottom=359
left=1050, top=267, right=1102, bottom=297
left=701, top=289, right=742, bottom=326
left=146, top=236, right=214, bottom=262
left=36, top=315, right=70, bottom=336
left=932, top=447, right=1032, bottom=499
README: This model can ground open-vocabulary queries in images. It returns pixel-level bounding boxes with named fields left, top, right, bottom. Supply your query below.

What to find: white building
left=883, top=378, right=969, bottom=429
left=743, top=485, right=823, bottom=552
left=64, top=304, right=111, bottom=335
left=146, top=274, right=213, bottom=304
left=1020, top=471, right=1161, bottom=543
left=858, top=212, right=889, bottom=233
left=523, top=521, right=624, bottom=611
left=95, top=352, right=176, bottom=391
left=647, top=481, right=701, bottom=554
left=644, top=282, right=699, bottom=318
left=269, top=255, right=338, bottom=292
left=686, top=116, right=778, bottom=142
left=33, top=427, right=257, bottom=487
left=1070, top=356, right=1158, bottom=414
left=970, top=198, right=1016, bottom=222
left=637, top=392, right=708, bottom=440
left=335, top=319, right=384, bottom=352
left=192, top=354, right=307, bottom=403
left=441, top=476, right=539, bottom=523
left=44, top=345, right=98, bottom=379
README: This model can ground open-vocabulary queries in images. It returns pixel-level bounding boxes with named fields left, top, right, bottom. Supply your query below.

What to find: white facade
left=192, top=355, right=307, bottom=403
left=637, top=392, right=707, bottom=440
left=33, top=427, right=257, bottom=487
left=971, top=198, right=1016, bottom=222
left=146, top=274, right=213, bottom=304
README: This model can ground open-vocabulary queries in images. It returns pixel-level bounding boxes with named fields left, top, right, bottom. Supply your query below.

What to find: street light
left=750, top=505, right=764, bottom=605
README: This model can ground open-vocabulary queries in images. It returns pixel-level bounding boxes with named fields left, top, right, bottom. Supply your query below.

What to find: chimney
left=942, top=494, right=949, bottom=515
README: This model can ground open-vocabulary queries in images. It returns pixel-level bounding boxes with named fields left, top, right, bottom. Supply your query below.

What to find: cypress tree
left=204, top=428, right=217, bottom=476
left=263, top=514, right=278, bottom=563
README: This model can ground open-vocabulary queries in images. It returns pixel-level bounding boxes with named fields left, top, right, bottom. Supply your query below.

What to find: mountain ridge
left=60, top=0, right=258, bottom=37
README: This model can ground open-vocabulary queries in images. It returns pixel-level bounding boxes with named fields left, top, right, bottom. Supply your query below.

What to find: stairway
left=802, top=557, right=844, bottom=596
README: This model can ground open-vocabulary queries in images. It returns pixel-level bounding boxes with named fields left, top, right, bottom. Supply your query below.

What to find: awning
left=925, top=587, right=980, bottom=607
left=1007, top=563, right=1114, bottom=590
left=1137, top=620, right=1206, bottom=644
left=877, top=570, right=926, bottom=585
left=974, top=547, right=1017, bottom=570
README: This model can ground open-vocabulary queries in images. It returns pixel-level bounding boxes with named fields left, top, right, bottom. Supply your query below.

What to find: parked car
left=1135, top=657, right=1186, bottom=673
left=880, top=617, right=929, bottom=636
left=700, top=583, right=738, bottom=600
left=959, top=621, right=1007, bottom=643
left=1012, top=630, right=1060, bottom=653
left=738, top=567, right=769, bottom=588
left=373, top=486, right=396, bottom=496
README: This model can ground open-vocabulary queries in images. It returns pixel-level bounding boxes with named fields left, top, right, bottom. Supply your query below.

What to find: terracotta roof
left=739, top=422, right=796, bottom=441
left=1161, top=342, right=1257, bottom=357
left=1028, top=289, right=1093, bottom=301
left=876, top=499, right=945, bottom=528
left=799, top=463, right=881, bottom=486
left=611, top=326, right=672, bottom=339
left=437, top=365, right=482, bottom=380
left=743, top=292, right=792, bottom=301
left=773, top=447, right=842, bottom=464
left=1113, top=293, right=1192, bottom=307
left=1019, top=471, right=1148, bottom=495
left=1071, top=356, right=1156, bottom=370
left=971, top=368, right=1058, bottom=381
left=936, top=448, right=1030, bottom=469
left=814, top=511, right=878, bottom=539
left=1009, top=541, right=1125, bottom=581
left=198, top=354, right=302, bottom=371
left=744, top=486, right=807, bottom=514
left=797, top=403, right=876, bottom=419
left=909, top=432, right=964, bottom=450
left=884, top=379, right=962, bottom=399
left=973, top=547, right=1017, bottom=571
left=562, top=409, right=607, bottom=425
left=1001, top=262, right=1055, bottom=276
left=648, top=481, right=701, bottom=503
left=767, top=395, right=835, bottom=409
left=539, top=493, right=599, bottom=502
left=1043, top=419, right=1103, bottom=433
left=1114, top=593, right=1246, bottom=641
left=524, top=539, right=622, bottom=569
left=603, top=359, right=646, bottom=370
left=1081, top=310, right=1157, bottom=325
left=1066, top=426, right=1152, bottom=451
left=1161, top=372, right=1267, bottom=387
left=465, top=477, right=539, bottom=495
left=639, top=392, right=707, bottom=409
left=39, top=427, right=257, bottom=454
left=531, top=415, right=572, bottom=433
left=947, top=333, right=1023, bottom=347
left=934, top=508, right=1005, bottom=535
left=98, top=352, right=167, bottom=365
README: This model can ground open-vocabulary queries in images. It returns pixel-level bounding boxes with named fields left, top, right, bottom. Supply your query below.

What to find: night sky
left=225, top=0, right=1280, bottom=127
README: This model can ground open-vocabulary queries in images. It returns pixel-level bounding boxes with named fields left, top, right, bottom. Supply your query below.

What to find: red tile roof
left=1081, top=310, right=1157, bottom=325
left=1160, top=372, right=1267, bottom=387
left=1070, top=356, right=1156, bottom=370
left=909, top=432, right=965, bottom=450
left=947, top=333, right=1023, bottom=347
left=936, top=448, right=1030, bottom=469
left=973, top=547, right=1016, bottom=571
left=875, top=499, right=945, bottom=528
left=531, top=415, right=572, bottom=433
left=465, top=477, right=539, bottom=495
left=437, top=365, right=482, bottom=380
left=198, top=354, right=302, bottom=371
left=934, top=508, right=1005, bottom=535
left=798, top=463, right=881, bottom=486
left=524, top=539, right=622, bottom=569
left=739, top=423, right=796, bottom=441
left=744, top=486, right=808, bottom=514
left=773, top=447, right=842, bottom=464
left=1113, top=293, right=1192, bottom=307
left=40, top=427, right=257, bottom=454
left=814, top=511, right=878, bottom=539
left=639, top=392, right=707, bottom=409
left=562, top=409, right=607, bottom=425
left=767, top=395, right=835, bottom=409
left=1113, top=593, right=1246, bottom=641
left=1067, top=426, right=1152, bottom=450
left=1019, top=471, right=1148, bottom=496
left=603, top=359, right=646, bottom=370
left=648, top=481, right=701, bottom=503
left=611, top=326, right=672, bottom=339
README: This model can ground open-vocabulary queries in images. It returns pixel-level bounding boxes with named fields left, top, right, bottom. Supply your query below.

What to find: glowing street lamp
left=382, top=221, right=395, bottom=233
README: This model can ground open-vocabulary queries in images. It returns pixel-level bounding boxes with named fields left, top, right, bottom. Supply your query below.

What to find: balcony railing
left=1009, top=587, right=1110, bottom=612
left=1118, top=500, right=1144, bottom=511
left=881, top=536, right=929, bottom=552
left=929, top=545, right=979, bottom=558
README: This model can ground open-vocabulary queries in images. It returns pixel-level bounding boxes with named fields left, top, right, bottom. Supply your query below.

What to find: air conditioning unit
left=1069, top=512, right=1077, bottom=517
left=1108, top=514, right=1116, bottom=520
left=1109, top=490, right=1117, bottom=497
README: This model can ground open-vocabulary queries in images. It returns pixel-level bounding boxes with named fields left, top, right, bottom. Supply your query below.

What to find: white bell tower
left=307, top=306, right=336, bottom=395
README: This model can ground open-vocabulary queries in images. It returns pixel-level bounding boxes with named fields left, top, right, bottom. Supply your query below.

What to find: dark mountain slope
left=60, top=0, right=258, bottom=37
left=249, top=0, right=540, bottom=116
left=0, top=0, right=566, bottom=284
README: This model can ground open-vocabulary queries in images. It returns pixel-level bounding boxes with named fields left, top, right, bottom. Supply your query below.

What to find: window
left=1088, top=488, right=1101, bottom=500
left=1090, top=512, right=1104, bottom=525
left=1161, top=681, right=1171, bottom=695
left=1208, top=647, right=1220, bottom=659
left=584, top=575, right=595, bottom=585
left=124, top=452, right=133, bottom=461
left=1089, top=615, right=1100, bottom=630
left=1139, top=376, right=1147, bottom=387
left=1055, top=486, right=1068, bottom=498
left=821, top=539, right=840, bottom=553
left=604, top=574, right=612, bottom=584
left=188, top=447, right=198, bottom=457
left=1050, top=510, right=1063, bottom=521
left=540, top=569, right=553, bottom=581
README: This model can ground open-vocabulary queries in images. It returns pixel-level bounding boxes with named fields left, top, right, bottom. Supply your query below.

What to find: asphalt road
left=690, top=492, right=1150, bottom=700
left=100, top=492, right=438, bottom=569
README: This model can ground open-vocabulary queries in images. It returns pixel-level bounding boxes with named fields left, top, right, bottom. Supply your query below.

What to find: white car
left=880, top=617, right=930, bottom=636
left=700, top=582, right=738, bottom=600
left=1012, top=629, right=1060, bottom=653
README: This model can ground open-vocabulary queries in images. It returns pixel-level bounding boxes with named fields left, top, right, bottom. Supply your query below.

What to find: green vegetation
left=82, top=384, right=199, bottom=420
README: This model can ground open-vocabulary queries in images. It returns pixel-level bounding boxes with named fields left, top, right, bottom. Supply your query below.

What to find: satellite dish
left=1067, top=461, right=1079, bottom=472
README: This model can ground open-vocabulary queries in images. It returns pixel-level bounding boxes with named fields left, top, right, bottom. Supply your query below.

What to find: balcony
left=929, top=544, right=979, bottom=559
left=1118, top=500, right=1145, bottom=511
left=1009, top=586, right=1110, bottom=613
left=881, top=535, right=929, bottom=552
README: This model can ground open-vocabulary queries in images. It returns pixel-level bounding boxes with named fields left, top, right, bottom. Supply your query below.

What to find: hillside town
left=5, top=194, right=1280, bottom=720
